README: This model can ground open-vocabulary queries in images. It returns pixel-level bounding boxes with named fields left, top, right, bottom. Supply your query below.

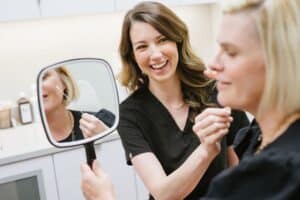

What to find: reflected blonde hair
left=56, top=66, right=80, bottom=106
left=223, top=0, right=300, bottom=117
left=118, top=1, right=215, bottom=115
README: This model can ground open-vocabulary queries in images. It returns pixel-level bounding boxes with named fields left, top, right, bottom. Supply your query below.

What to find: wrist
left=198, top=144, right=219, bottom=162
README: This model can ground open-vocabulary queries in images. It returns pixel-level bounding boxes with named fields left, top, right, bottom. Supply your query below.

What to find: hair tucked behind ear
left=56, top=66, right=80, bottom=106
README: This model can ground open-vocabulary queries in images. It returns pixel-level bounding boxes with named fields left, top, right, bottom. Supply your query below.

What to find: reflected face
left=130, top=22, right=179, bottom=85
left=210, top=13, right=265, bottom=113
left=42, top=69, right=66, bottom=113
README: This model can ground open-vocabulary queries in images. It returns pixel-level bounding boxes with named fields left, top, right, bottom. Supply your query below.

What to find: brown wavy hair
left=118, top=1, right=216, bottom=116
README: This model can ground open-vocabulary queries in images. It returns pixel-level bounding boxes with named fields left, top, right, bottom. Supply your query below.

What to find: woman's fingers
left=80, top=113, right=108, bottom=138
left=204, top=69, right=217, bottom=79
left=192, top=107, right=233, bottom=146
left=193, top=122, right=229, bottom=141
left=194, top=107, right=231, bottom=123
left=193, top=114, right=232, bottom=132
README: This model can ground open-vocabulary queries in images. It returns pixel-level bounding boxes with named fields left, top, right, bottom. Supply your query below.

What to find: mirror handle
left=84, top=142, right=96, bottom=168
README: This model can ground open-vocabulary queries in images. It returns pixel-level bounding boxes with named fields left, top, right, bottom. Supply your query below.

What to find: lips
left=150, top=60, right=168, bottom=70
left=217, top=80, right=231, bottom=90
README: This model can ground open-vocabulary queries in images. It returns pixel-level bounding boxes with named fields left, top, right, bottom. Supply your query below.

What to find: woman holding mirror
left=42, top=66, right=113, bottom=142
left=82, top=2, right=247, bottom=199
left=81, top=0, right=300, bottom=199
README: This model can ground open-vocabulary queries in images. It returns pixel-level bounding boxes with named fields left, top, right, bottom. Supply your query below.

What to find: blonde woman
left=204, top=0, right=300, bottom=198
left=42, top=66, right=112, bottom=142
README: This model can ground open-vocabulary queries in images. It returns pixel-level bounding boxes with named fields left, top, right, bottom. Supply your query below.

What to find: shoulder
left=206, top=151, right=300, bottom=199
left=120, top=87, right=148, bottom=110
left=119, top=87, right=154, bottom=126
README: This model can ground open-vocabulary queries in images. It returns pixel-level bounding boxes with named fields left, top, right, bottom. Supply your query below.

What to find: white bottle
left=18, top=92, right=33, bottom=125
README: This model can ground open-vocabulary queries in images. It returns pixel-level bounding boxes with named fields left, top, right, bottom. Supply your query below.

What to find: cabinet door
left=0, top=156, right=58, bottom=200
left=53, top=139, right=137, bottom=200
left=0, top=0, right=40, bottom=21
left=97, top=139, right=137, bottom=200
left=53, top=147, right=86, bottom=200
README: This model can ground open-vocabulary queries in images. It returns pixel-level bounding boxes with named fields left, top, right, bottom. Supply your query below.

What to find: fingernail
left=204, top=69, right=217, bottom=79
left=224, top=107, right=231, bottom=114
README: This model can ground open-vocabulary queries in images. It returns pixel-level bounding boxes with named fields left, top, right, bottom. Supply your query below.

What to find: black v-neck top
left=203, top=119, right=300, bottom=200
left=59, top=109, right=115, bottom=143
left=118, top=86, right=249, bottom=199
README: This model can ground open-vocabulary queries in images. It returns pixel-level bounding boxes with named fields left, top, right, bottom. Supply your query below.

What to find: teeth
left=152, top=61, right=167, bottom=69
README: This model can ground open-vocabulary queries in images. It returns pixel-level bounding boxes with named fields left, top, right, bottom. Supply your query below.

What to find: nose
left=208, top=51, right=223, bottom=72
left=149, top=44, right=163, bottom=61
left=204, top=52, right=224, bottom=79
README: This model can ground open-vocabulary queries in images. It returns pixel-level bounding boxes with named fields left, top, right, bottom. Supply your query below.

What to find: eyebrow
left=219, top=42, right=238, bottom=50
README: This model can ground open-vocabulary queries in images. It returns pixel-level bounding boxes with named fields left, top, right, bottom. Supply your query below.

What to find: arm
left=132, top=107, right=232, bottom=200
left=227, top=146, right=239, bottom=166
left=132, top=146, right=216, bottom=200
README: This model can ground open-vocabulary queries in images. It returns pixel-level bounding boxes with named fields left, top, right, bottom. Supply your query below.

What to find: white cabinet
left=0, top=0, right=219, bottom=22
left=97, top=139, right=137, bottom=200
left=0, top=156, right=58, bottom=200
left=53, top=139, right=138, bottom=200
left=40, top=0, right=115, bottom=17
left=135, top=172, right=149, bottom=200
left=0, top=0, right=40, bottom=21
left=115, top=0, right=218, bottom=11
left=176, top=0, right=218, bottom=6
left=115, top=0, right=181, bottom=11
left=52, top=147, right=86, bottom=200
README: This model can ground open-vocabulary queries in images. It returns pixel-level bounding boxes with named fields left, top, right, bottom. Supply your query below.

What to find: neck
left=148, top=75, right=184, bottom=108
left=46, top=106, right=72, bottom=140
left=256, top=109, right=300, bottom=148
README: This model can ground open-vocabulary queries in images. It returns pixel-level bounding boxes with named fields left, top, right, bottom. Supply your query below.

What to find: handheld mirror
left=36, top=58, right=119, bottom=167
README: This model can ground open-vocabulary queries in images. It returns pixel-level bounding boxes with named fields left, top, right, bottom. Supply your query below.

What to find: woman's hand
left=192, top=107, right=233, bottom=157
left=81, top=160, right=116, bottom=200
left=80, top=113, right=109, bottom=138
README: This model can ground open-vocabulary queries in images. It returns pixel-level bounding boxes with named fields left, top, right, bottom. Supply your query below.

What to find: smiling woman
left=80, top=2, right=249, bottom=200
left=106, top=1, right=248, bottom=200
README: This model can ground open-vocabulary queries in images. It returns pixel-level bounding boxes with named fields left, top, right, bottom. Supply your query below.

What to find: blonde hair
left=118, top=1, right=215, bottom=116
left=56, top=66, right=80, bottom=106
left=223, top=0, right=300, bottom=117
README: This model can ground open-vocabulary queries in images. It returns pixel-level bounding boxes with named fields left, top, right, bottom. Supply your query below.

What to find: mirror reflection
left=38, top=59, right=118, bottom=146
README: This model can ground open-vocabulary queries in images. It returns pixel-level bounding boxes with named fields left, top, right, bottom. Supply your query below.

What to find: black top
left=59, top=109, right=115, bottom=143
left=118, top=86, right=249, bottom=199
left=203, top=119, right=300, bottom=200
left=233, top=119, right=261, bottom=160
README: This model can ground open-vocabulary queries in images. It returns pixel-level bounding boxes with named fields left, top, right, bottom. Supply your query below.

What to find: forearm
left=227, top=146, right=239, bottom=167
left=146, top=146, right=216, bottom=200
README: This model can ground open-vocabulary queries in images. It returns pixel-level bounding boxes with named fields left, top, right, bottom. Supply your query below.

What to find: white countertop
left=0, top=123, right=120, bottom=165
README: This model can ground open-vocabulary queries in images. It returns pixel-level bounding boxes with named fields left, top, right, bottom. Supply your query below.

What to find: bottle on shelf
left=18, top=92, right=33, bottom=125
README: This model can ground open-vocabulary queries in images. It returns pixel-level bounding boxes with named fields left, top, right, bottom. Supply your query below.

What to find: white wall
left=0, top=4, right=219, bottom=103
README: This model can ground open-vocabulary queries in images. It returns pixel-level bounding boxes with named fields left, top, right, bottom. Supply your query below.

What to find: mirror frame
left=36, top=58, right=119, bottom=148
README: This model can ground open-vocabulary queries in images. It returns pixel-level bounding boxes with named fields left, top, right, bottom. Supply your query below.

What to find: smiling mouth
left=150, top=60, right=168, bottom=70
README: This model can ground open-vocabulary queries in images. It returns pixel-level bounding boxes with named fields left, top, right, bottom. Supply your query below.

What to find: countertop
left=0, top=123, right=120, bottom=166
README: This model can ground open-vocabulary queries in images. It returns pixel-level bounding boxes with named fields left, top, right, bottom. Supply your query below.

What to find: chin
left=217, top=94, right=237, bottom=108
